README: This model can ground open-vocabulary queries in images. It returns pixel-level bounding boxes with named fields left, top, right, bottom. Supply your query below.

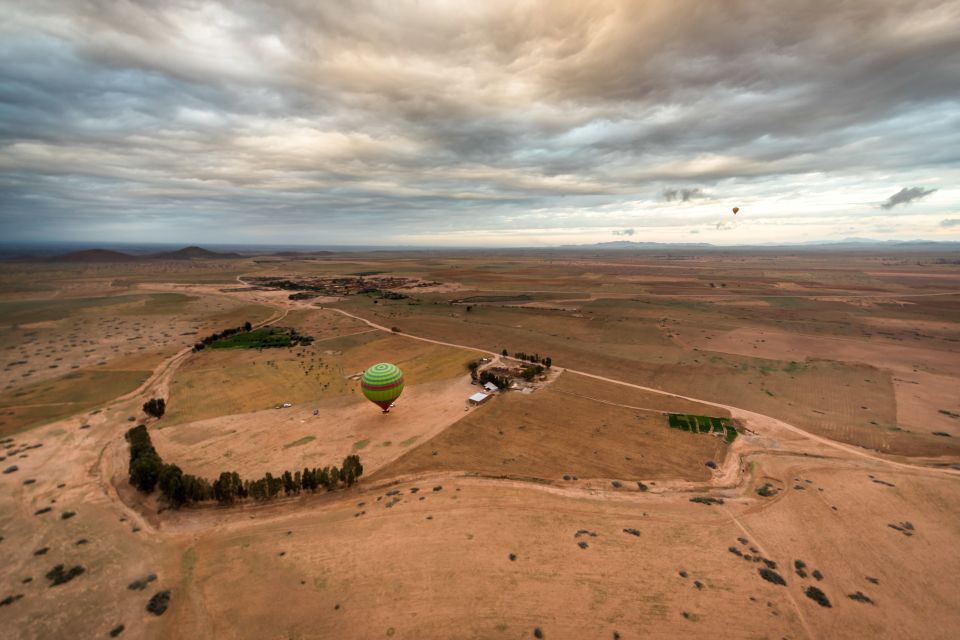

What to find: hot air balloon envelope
left=732, top=207, right=739, bottom=214
left=361, top=362, right=405, bottom=413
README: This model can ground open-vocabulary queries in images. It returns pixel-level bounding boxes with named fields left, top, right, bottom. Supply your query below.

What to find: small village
left=241, top=275, right=442, bottom=298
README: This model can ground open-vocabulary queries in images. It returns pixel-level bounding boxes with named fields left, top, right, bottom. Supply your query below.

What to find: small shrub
left=0, top=594, right=24, bottom=607
left=756, top=483, right=776, bottom=497
left=61, top=511, right=76, bottom=520
left=611, top=480, right=622, bottom=488
left=146, top=590, right=171, bottom=615
left=804, top=586, right=831, bottom=607
left=577, top=541, right=589, bottom=549
left=623, top=528, right=640, bottom=537
left=534, top=628, right=544, bottom=639
left=689, top=496, right=724, bottom=506
left=109, top=625, right=125, bottom=637
left=128, top=574, right=157, bottom=591
left=636, top=481, right=648, bottom=491
left=812, top=569, right=823, bottom=581
left=45, top=564, right=85, bottom=586
left=758, top=568, right=786, bottom=586
left=848, top=591, right=874, bottom=604
left=509, top=553, right=516, bottom=561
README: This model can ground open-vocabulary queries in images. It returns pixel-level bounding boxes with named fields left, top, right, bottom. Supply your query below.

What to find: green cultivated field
left=210, top=328, right=298, bottom=349
left=667, top=413, right=738, bottom=443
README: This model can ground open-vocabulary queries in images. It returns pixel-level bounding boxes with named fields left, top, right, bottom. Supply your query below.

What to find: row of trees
left=192, top=321, right=254, bottom=352
left=126, top=425, right=363, bottom=508
left=214, top=456, right=364, bottom=505
left=500, top=349, right=552, bottom=368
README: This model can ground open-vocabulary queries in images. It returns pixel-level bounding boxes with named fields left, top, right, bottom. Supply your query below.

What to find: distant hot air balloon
left=361, top=362, right=404, bottom=413
left=732, top=207, right=740, bottom=215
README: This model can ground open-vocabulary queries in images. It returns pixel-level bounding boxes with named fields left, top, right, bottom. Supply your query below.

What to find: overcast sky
left=1, top=0, right=959, bottom=246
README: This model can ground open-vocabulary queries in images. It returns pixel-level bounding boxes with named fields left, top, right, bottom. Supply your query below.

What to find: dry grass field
left=374, top=378, right=729, bottom=483
left=0, top=283, right=274, bottom=435
left=1, top=250, right=959, bottom=640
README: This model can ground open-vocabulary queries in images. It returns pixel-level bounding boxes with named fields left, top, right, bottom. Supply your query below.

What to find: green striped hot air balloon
left=360, top=362, right=404, bottom=413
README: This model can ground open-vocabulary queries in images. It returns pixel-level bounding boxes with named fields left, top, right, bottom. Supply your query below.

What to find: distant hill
left=49, top=249, right=139, bottom=262
left=150, top=246, right=244, bottom=260
left=561, top=239, right=960, bottom=251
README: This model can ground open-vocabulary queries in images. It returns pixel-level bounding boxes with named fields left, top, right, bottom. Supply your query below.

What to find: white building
left=483, top=382, right=498, bottom=393
left=468, top=392, right=491, bottom=406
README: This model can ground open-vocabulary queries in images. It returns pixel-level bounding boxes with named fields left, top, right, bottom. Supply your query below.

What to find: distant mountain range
left=1, top=238, right=957, bottom=261
left=47, top=246, right=245, bottom=262
left=562, top=238, right=960, bottom=251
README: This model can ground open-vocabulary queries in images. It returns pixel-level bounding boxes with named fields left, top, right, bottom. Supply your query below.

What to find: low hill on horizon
left=47, top=248, right=140, bottom=262
left=149, top=245, right=245, bottom=260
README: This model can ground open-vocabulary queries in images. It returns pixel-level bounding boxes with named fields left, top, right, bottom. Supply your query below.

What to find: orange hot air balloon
left=732, top=207, right=740, bottom=215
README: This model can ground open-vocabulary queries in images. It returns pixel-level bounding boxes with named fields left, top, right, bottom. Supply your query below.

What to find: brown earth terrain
left=1, top=250, right=959, bottom=640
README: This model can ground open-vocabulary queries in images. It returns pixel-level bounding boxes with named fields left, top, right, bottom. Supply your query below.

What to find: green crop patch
left=209, top=327, right=313, bottom=350
left=667, top=413, right=738, bottom=443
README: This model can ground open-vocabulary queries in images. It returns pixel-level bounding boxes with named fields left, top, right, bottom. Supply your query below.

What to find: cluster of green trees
left=241, top=456, right=364, bottom=502
left=192, top=321, right=254, bottom=352
left=360, top=287, right=408, bottom=299
left=127, top=425, right=210, bottom=503
left=142, top=398, right=166, bottom=418
left=126, top=424, right=165, bottom=492
left=519, top=364, right=545, bottom=381
left=511, top=351, right=552, bottom=368
left=126, top=425, right=363, bottom=508
left=479, top=370, right=511, bottom=389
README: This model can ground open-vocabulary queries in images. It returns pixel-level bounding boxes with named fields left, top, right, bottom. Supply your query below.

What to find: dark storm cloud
left=880, top=186, right=938, bottom=209
left=1, top=0, right=959, bottom=243
left=663, top=188, right=705, bottom=202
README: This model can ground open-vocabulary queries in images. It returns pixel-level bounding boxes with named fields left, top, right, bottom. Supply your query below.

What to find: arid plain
left=1, top=249, right=959, bottom=639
